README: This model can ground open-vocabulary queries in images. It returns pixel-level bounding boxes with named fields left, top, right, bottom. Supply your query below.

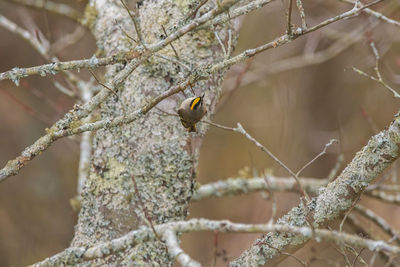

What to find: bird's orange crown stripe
left=190, top=97, right=201, bottom=110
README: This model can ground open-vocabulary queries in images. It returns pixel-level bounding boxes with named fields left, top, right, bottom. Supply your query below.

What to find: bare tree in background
left=0, top=0, right=400, bottom=266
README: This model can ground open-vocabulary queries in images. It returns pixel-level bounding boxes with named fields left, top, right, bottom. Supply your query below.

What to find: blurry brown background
left=0, top=0, right=399, bottom=266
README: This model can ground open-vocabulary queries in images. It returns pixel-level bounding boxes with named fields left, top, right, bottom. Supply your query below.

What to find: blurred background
left=0, top=0, right=400, bottom=266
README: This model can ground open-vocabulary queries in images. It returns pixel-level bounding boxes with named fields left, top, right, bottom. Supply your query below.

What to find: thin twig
left=187, top=0, right=209, bottom=19
left=355, top=204, right=400, bottom=243
left=351, top=67, right=400, bottom=98
left=204, top=120, right=311, bottom=201
left=217, top=58, right=253, bottom=112
left=116, top=21, right=138, bottom=44
left=154, top=54, right=191, bottom=71
left=360, top=106, right=380, bottom=134
left=265, top=243, right=308, bottom=267
left=296, top=139, right=338, bottom=177
left=120, top=0, right=146, bottom=48
left=334, top=243, right=353, bottom=267
left=212, top=230, right=219, bottom=267
left=366, top=190, right=400, bottom=204
left=196, top=0, right=275, bottom=31
left=131, top=175, right=161, bottom=241
left=263, top=173, right=278, bottom=225
left=347, top=214, right=396, bottom=267
left=351, top=41, right=400, bottom=98
left=286, top=0, right=293, bottom=35
left=339, top=196, right=360, bottom=232
left=161, top=25, right=180, bottom=59
left=87, top=69, right=118, bottom=97
left=303, top=0, right=384, bottom=34
left=327, top=154, right=344, bottom=182
left=0, top=14, right=85, bottom=97
left=231, top=23, right=374, bottom=86
left=215, top=31, right=227, bottom=58
left=296, top=0, right=307, bottom=29
left=349, top=246, right=367, bottom=267
left=226, top=29, right=233, bottom=59
left=340, top=0, right=400, bottom=28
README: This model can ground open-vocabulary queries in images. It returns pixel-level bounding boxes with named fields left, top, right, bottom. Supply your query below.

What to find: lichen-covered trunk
left=71, top=0, right=235, bottom=265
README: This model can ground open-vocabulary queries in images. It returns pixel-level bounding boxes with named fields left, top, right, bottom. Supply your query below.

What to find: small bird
left=178, top=95, right=206, bottom=132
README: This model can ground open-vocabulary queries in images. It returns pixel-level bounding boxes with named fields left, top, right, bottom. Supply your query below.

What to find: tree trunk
left=71, top=0, right=237, bottom=265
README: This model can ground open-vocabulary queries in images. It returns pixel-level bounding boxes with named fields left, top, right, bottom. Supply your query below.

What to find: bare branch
left=205, top=121, right=311, bottom=201
left=340, top=0, right=400, bottom=28
left=247, top=24, right=370, bottom=80
left=366, top=190, right=400, bottom=204
left=32, top=218, right=400, bottom=266
left=339, top=196, right=360, bottom=232
left=0, top=15, right=48, bottom=56
left=0, top=0, right=240, bottom=83
left=87, top=69, right=118, bottom=97
left=0, top=0, right=244, bottom=181
left=264, top=174, right=278, bottom=225
left=296, top=139, right=338, bottom=177
left=5, top=0, right=399, bottom=266
left=1, top=0, right=379, bottom=85
left=304, top=0, right=385, bottom=34
left=0, top=14, right=84, bottom=96
left=2, top=0, right=377, bottom=84
left=367, top=184, right=400, bottom=193
left=210, top=0, right=386, bottom=74
left=286, top=0, right=293, bottom=35
left=355, top=204, right=400, bottom=242
left=347, top=214, right=396, bottom=266
left=198, top=0, right=275, bottom=30
left=296, top=0, right=307, bottom=29
left=76, top=80, right=94, bottom=195
left=186, top=0, right=209, bottom=19
left=351, top=41, right=400, bottom=98
left=5, top=0, right=82, bottom=24
left=327, top=154, right=344, bottom=182
left=264, top=243, right=308, bottom=267
left=1, top=0, right=382, bottom=182
left=193, top=176, right=324, bottom=201
left=0, top=75, right=190, bottom=182
left=120, top=0, right=146, bottom=48
left=161, top=25, right=180, bottom=60
left=163, top=229, right=202, bottom=267
left=232, top=112, right=400, bottom=266
left=193, top=174, right=400, bottom=212
left=214, top=31, right=227, bottom=58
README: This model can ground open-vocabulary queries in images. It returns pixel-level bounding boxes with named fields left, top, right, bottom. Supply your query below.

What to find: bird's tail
left=188, top=124, right=197, bottom=132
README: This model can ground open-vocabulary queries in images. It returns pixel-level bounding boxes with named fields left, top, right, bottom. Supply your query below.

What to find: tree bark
left=70, top=0, right=237, bottom=265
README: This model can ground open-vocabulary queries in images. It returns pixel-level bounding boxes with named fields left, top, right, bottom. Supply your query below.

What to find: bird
left=177, top=95, right=206, bottom=132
